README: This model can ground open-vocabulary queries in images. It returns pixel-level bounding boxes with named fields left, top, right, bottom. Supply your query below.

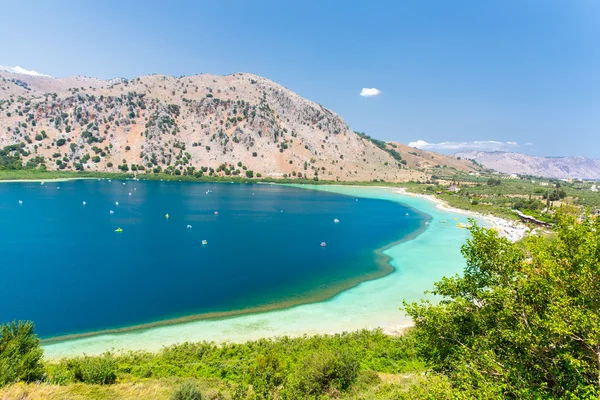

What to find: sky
left=1, top=0, right=598, bottom=158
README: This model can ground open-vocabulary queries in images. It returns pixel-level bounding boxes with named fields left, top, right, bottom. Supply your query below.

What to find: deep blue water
left=0, top=180, right=424, bottom=338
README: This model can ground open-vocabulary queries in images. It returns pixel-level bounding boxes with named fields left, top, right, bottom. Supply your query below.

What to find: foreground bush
left=0, top=321, right=44, bottom=387
left=404, top=213, right=600, bottom=398
left=170, top=381, right=203, bottom=400
left=285, top=349, right=359, bottom=398
left=52, top=352, right=117, bottom=385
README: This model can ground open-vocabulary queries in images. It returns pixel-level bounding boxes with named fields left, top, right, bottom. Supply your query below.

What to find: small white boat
left=334, top=218, right=339, bottom=223
left=214, top=211, right=219, bottom=215
left=18, top=200, right=23, bottom=205
left=122, top=182, right=126, bottom=185
left=57, top=186, right=60, bottom=189
left=40, top=182, right=44, bottom=185
left=115, top=202, right=119, bottom=206
left=128, top=192, right=132, bottom=196
left=186, top=224, right=192, bottom=229
left=320, top=242, right=327, bottom=247
left=109, top=210, right=114, bottom=214
left=82, top=201, right=86, bottom=205
left=405, top=213, right=409, bottom=216
left=202, top=240, right=208, bottom=245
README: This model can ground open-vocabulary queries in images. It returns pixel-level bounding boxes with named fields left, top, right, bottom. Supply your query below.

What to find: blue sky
left=1, top=1, right=598, bottom=157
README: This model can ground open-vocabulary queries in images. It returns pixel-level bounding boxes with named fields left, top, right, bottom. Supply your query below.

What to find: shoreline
left=38, top=184, right=508, bottom=358
left=390, top=187, right=528, bottom=243
left=41, top=187, right=431, bottom=344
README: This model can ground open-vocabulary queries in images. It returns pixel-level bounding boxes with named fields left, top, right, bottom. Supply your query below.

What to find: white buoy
left=115, top=202, right=119, bottom=206
left=110, top=210, right=114, bottom=214
left=18, top=200, right=23, bottom=205
left=83, top=201, right=86, bottom=205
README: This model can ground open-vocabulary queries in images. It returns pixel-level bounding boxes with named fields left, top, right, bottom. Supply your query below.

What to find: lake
left=0, top=180, right=426, bottom=339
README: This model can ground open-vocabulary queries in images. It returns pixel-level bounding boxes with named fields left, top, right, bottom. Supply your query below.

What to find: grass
left=0, top=330, right=432, bottom=399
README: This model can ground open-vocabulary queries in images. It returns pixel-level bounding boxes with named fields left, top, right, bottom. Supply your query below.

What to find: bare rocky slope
left=456, top=151, right=600, bottom=179
left=0, top=69, right=468, bottom=182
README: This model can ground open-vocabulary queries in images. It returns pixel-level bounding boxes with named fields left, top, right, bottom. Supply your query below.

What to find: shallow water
left=0, top=180, right=424, bottom=339
left=41, top=185, right=479, bottom=358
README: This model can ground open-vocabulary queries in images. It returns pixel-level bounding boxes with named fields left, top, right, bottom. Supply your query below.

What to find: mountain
left=1, top=69, right=434, bottom=182
left=455, top=151, right=600, bottom=179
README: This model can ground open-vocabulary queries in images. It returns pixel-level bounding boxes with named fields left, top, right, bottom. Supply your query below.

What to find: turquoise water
left=42, top=185, right=480, bottom=359
left=0, top=180, right=426, bottom=339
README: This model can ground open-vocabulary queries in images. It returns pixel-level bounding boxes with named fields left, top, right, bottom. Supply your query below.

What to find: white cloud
left=525, top=142, right=533, bottom=146
left=0, top=65, right=51, bottom=77
left=407, top=139, right=519, bottom=152
left=360, top=88, right=381, bottom=97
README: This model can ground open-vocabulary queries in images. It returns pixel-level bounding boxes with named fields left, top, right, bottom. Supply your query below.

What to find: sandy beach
left=391, top=188, right=529, bottom=243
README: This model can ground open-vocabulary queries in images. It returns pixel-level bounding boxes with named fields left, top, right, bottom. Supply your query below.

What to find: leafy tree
left=56, top=138, right=66, bottom=146
left=486, top=177, right=501, bottom=186
left=403, top=213, right=600, bottom=398
left=0, top=321, right=44, bottom=387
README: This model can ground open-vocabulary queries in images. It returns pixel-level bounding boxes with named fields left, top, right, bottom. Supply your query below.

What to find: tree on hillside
left=0, top=321, right=44, bottom=387
left=403, top=213, right=600, bottom=398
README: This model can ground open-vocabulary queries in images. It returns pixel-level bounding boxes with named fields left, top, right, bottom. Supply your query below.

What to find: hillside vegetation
left=1, top=213, right=599, bottom=399
left=0, top=70, right=471, bottom=183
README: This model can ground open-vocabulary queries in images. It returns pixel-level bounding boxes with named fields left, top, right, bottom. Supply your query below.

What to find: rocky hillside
left=456, top=151, right=600, bottom=179
left=0, top=70, right=427, bottom=182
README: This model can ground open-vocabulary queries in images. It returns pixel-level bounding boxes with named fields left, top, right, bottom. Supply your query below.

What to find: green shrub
left=61, top=353, right=117, bottom=385
left=0, top=321, right=44, bottom=387
left=285, top=350, right=359, bottom=398
left=170, top=381, right=203, bottom=400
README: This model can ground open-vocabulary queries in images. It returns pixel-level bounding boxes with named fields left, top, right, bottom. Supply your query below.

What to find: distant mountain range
left=455, top=151, right=600, bottom=179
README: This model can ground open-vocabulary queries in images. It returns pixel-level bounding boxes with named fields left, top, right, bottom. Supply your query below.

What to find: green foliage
left=285, top=350, right=359, bottom=398
left=45, top=329, right=423, bottom=397
left=486, top=177, right=501, bottom=186
left=56, top=138, right=66, bottom=147
left=53, top=353, right=117, bottom=385
left=170, top=381, right=203, bottom=400
left=403, top=214, right=600, bottom=398
left=0, top=321, right=44, bottom=387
